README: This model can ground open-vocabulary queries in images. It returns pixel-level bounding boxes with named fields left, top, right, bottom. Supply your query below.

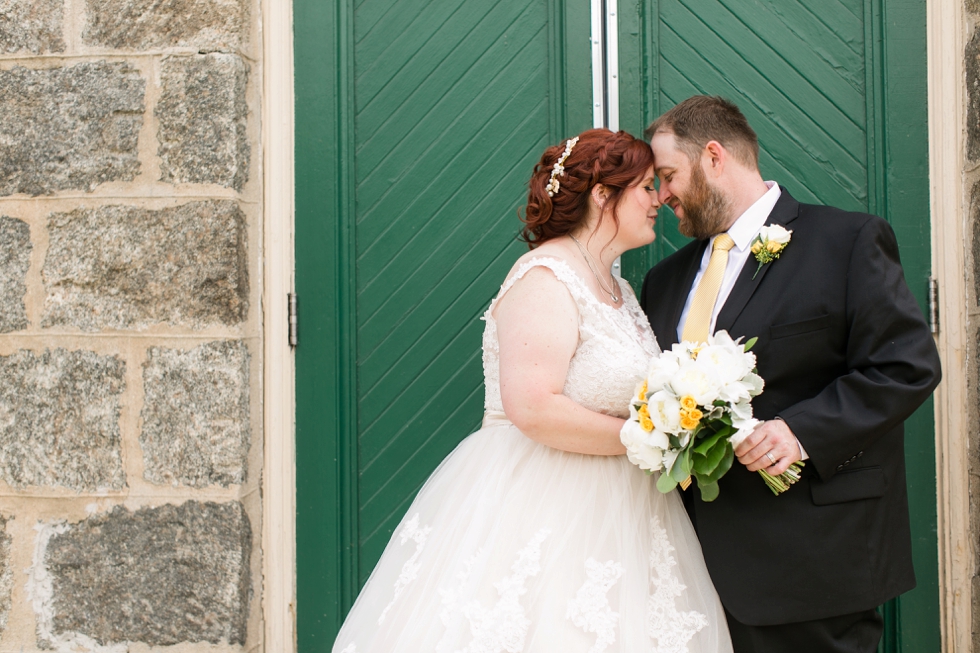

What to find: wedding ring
left=765, top=452, right=777, bottom=466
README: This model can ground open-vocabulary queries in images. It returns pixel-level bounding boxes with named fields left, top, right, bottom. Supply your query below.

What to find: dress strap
left=490, top=256, right=594, bottom=314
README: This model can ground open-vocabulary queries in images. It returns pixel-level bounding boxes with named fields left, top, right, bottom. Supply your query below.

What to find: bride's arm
left=494, top=266, right=627, bottom=456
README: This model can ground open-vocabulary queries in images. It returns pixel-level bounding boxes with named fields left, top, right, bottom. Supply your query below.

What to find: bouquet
left=620, top=331, right=803, bottom=501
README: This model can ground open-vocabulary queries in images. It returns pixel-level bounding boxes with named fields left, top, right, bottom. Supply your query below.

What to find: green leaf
left=743, top=336, right=758, bottom=352
left=702, top=445, right=735, bottom=483
left=657, top=471, right=678, bottom=493
left=670, top=450, right=692, bottom=482
left=694, top=440, right=732, bottom=476
left=693, top=430, right=728, bottom=455
left=698, top=480, right=720, bottom=502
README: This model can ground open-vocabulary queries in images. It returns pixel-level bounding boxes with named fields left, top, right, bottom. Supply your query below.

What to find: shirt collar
left=717, top=181, right=781, bottom=252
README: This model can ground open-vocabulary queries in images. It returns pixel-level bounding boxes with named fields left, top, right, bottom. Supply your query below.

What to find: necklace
left=569, top=235, right=620, bottom=303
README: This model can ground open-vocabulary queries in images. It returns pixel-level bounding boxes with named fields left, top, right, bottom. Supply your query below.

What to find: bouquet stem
left=759, top=461, right=805, bottom=495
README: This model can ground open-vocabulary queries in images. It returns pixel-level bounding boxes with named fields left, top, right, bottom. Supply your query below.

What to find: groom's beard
left=676, top=164, right=733, bottom=240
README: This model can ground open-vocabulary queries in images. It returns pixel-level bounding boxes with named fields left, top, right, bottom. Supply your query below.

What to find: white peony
left=668, top=362, right=723, bottom=406
left=647, top=351, right=682, bottom=391
left=620, top=420, right=667, bottom=472
left=648, top=391, right=682, bottom=433
left=730, top=416, right=760, bottom=449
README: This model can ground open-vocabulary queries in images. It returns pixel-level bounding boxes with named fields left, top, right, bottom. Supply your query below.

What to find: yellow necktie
left=681, top=233, right=736, bottom=344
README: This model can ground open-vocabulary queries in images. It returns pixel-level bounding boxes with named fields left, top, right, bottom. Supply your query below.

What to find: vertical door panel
left=296, top=1, right=593, bottom=645
left=618, top=1, right=936, bottom=649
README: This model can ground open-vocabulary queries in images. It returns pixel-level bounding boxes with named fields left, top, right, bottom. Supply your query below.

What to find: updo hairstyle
left=520, top=128, right=654, bottom=248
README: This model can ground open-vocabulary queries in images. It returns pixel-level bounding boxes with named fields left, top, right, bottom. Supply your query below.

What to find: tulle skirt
left=333, top=417, right=733, bottom=653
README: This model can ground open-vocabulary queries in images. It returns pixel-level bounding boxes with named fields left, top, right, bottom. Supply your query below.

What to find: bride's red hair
left=520, top=128, right=654, bottom=248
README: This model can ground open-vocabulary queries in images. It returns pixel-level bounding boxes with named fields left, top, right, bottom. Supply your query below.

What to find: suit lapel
left=659, top=240, right=708, bottom=350
left=715, top=190, right=801, bottom=334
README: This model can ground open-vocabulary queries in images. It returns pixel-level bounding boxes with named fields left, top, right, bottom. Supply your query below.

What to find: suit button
left=857, top=451, right=863, bottom=457
left=837, top=464, right=844, bottom=471
left=850, top=455, right=857, bottom=462
left=844, top=460, right=851, bottom=466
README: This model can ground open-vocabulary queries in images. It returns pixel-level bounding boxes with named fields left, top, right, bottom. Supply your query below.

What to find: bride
left=332, top=128, right=733, bottom=652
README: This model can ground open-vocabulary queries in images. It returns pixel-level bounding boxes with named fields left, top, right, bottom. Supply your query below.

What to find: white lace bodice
left=482, top=257, right=661, bottom=418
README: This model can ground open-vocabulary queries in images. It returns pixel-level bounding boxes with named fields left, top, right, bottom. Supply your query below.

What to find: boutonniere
left=750, top=225, right=793, bottom=279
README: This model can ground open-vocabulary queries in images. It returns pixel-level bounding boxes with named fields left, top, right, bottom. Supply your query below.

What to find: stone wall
left=968, top=3, right=980, bottom=649
left=0, top=0, right=262, bottom=650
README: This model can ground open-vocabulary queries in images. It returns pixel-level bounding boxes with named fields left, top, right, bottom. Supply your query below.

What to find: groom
left=640, top=96, right=941, bottom=653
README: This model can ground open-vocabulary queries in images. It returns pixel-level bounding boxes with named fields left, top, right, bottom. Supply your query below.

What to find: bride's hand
left=734, top=419, right=803, bottom=476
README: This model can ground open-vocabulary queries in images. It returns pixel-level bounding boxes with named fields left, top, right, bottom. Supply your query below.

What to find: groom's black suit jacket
left=640, top=189, right=941, bottom=626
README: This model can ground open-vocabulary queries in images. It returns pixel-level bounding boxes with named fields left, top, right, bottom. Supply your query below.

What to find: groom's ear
left=704, top=140, right=727, bottom=176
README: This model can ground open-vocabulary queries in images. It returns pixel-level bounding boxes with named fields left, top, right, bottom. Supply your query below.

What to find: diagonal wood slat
left=659, top=12, right=868, bottom=210
left=346, top=0, right=562, bottom=575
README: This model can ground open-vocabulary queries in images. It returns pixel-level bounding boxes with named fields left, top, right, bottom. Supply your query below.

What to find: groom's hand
left=735, top=419, right=803, bottom=476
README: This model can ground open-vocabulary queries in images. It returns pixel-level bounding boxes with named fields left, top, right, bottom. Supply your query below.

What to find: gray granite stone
left=0, top=62, right=144, bottom=197
left=157, top=54, right=250, bottom=190
left=42, top=201, right=249, bottom=330
left=973, top=182, right=980, bottom=305
left=969, top=0, right=980, bottom=15
left=969, top=29, right=980, bottom=161
left=0, top=217, right=31, bottom=333
left=0, top=0, right=65, bottom=54
left=0, top=516, right=10, bottom=638
left=141, top=340, right=251, bottom=487
left=42, top=501, right=251, bottom=646
left=84, top=0, right=248, bottom=51
left=0, top=349, right=125, bottom=490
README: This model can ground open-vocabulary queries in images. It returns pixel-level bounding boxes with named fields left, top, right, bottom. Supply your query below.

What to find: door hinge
left=288, top=293, right=298, bottom=347
left=928, top=277, right=939, bottom=335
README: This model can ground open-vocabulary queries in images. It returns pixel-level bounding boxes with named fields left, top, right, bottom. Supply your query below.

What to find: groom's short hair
left=645, top=96, right=759, bottom=170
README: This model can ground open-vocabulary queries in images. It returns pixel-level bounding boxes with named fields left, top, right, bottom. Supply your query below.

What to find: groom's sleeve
left=777, top=216, right=942, bottom=481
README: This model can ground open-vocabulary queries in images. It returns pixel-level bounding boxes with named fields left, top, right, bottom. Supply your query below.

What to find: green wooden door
left=616, top=1, right=937, bottom=650
left=297, top=0, right=935, bottom=649
left=294, top=1, right=594, bottom=646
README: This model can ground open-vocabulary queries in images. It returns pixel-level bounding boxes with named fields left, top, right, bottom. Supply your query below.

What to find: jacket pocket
left=810, top=466, right=886, bottom=505
left=770, top=314, right=831, bottom=340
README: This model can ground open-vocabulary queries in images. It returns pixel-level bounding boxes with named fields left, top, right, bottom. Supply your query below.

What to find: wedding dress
left=333, top=257, right=733, bottom=653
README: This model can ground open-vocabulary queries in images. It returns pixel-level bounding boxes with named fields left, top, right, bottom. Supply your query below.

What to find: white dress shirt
left=676, top=181, right=781, bottom=341
left=675, top=181, right=808, bottom=460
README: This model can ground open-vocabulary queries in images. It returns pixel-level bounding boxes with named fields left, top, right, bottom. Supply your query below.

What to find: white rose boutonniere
left=750, top=224, right=792, bottom=279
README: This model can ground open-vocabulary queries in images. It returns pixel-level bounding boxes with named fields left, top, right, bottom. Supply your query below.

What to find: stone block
left=0, top=0, right=65, bottom=54
left=0, top=217, right=31, bottom=333
left=969, top=0, right=980, bottom=15
left=0, top=62, right=144, bottom=197
left=42, top=201, right=249, bottom=330
left=141, top=340, right=251, bottom=487
left=37, top=501, right=251, bottom=647
left=969, top=29, right=980, bottom=161
left=0, top=516, right=10, bottom=638
left=157, top=54, right=250, bottom=190
left=0, top=349, right=125, bottom=490
left=974, top=182, right=980, bottom=305
left=84, top=0, right=248, bottom=51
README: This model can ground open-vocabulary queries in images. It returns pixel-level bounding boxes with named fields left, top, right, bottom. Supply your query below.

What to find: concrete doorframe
left=927, top=0, right=971, bottom=651
left=262, top=0, right=297, bottom=649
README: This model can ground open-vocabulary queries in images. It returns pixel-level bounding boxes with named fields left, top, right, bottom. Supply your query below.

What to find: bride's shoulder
left=502, top=245, right=582, bottom=289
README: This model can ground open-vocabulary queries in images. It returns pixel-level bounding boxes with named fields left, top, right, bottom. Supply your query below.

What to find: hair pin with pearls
left=546, top=137, right=579, bottom=197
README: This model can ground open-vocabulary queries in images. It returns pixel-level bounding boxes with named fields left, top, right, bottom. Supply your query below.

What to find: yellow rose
left=766, top=240, right=782, bottom=254
left=680, top=414, right=699, bottom=431
left=638, top=404, right=654, bottom=432
left=751, top=241, right=764, bottom=255
left=680, top=395, right=697, bottom=410
left=688, top=408, right=703, bottom=422
left=637, top=380, right=648, bottom=401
